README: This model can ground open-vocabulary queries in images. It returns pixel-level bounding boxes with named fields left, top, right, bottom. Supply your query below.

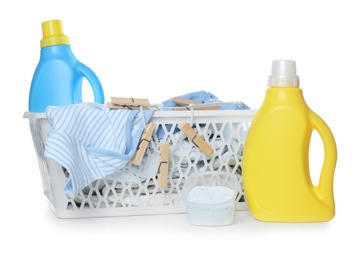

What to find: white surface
left=2, top=0, right=359, bottom=259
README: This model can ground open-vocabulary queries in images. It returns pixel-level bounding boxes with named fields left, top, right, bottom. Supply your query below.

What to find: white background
left=1, top=0, right=360, bottom=259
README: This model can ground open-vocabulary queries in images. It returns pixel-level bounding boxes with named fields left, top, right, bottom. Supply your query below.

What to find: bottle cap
left=268, top=60, right=299, bottom=87
left=40, top=20, right=70, bottom=48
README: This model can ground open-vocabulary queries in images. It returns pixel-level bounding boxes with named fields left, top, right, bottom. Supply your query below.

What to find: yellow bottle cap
left=40, top=20, right=70, bottom=48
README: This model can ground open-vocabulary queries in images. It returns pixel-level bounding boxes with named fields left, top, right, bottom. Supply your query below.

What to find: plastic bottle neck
left=40, top=44, right=75, bottom=60
left=265, top=86, right=307, bottom=107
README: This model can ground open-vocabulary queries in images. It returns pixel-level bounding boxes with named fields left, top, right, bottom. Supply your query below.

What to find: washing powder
left=185, top=185, right=236, bottom=226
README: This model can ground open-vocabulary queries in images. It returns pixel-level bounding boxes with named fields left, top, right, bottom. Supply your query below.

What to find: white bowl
left=182, top=171, right=239, bottom=226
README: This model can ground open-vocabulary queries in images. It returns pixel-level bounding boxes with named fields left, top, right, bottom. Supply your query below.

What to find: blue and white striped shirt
left=44, top=103, right=155, bottom=197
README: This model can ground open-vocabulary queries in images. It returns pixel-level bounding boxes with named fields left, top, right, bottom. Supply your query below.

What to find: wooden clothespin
left=173, top=104, right=221, bottom=111
left=172, top=97, right=203, bottom=106
left=131, top=122, right=156, bottom=166
left=108, top=97, right=152, bottom=109
left=157, top=142, right=170, bottom=188
left=172, top=97, right=221, bottom=110
left=177, top=121, right=214, bottom=156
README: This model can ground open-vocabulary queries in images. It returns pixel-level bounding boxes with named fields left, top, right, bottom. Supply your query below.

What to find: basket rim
left=23, top=109, right=257, bottom=119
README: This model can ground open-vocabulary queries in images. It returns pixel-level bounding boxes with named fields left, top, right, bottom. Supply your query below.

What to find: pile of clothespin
left=107, top=96, right=217, bottom=188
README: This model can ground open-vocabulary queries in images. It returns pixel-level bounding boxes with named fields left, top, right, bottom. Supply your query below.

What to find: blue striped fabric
left=44, top=103, right=155, bottom=197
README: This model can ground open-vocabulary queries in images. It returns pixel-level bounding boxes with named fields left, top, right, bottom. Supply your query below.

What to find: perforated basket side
left=24, top=110, right=256, bottom=218
left=27, top=114, right=54, bottom=205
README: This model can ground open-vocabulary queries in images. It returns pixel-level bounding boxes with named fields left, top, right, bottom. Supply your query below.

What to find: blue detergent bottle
left=28, top=20, right=105, bottom=112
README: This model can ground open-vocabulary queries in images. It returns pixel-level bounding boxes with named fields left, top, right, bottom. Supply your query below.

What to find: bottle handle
left=309, top=111, right=337, bottom=207
left=76, top=62, right=105, bottom=104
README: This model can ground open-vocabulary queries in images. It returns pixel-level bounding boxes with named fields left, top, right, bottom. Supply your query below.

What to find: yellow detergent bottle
left=242, top=60, right=337, bottom=222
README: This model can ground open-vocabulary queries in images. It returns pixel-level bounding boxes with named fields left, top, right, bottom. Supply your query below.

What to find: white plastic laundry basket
left=24, top=109, right=256, bottom=218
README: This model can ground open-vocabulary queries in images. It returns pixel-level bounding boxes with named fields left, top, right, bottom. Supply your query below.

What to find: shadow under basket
left=24, top=109, right=256, bottom=218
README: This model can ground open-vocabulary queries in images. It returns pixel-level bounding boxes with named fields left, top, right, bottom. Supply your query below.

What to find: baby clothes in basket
left=156, top=90, right=250, bottom=140
left=44, top=91, right=250, bottom=200
left=159, top=90, right=250, bottom=111
left=44, top=103, right=156, bottom=197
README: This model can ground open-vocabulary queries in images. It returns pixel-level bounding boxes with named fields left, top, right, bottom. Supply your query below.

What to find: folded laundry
left=44, top=102, right=156, bottom=197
